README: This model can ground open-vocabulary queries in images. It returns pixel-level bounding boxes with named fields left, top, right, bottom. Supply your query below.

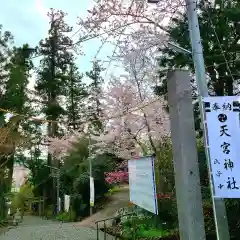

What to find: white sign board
left=128, top=156, right=158, bottom=214
left=203, top=96, right=240, bottom=198
left=90, top=177, right=95, bottom=207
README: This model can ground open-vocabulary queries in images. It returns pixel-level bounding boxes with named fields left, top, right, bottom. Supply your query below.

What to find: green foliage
left=35, top=8, right=74, bottom=131
left=118, top=207, right=172, bottom=239
left=66, top=62, right=88, bottom=130
left=225, top=199, right=240, bottom=238
left=86, top=60, right=105, bottom=134
left=59, top=137, right=114, bottom=217
left=153, top=138, right=214, bottom=233
left=35, top=9, right=74, bottom=132
left=0, top=10, right=108, bottom=221
left=36, top=9, right=74, bottom=103
left=0, top=10, right=108, bottom=222
left=104, top=186, right=122, bottom=197
left=26, top=159, right=50, bottom=197
left=155, top=138, right=174, bottom=194
left=35, top=8, right=76, bottom=211
left=20, top=136, right=115, bottom=219
left=139, top=229, right=169, bottom=237
left=197, top=140, right=211, bottom=199
left=0, top=26, right=33, bottom=220
left=45, top=205, right=54, bottom=219
left=158, top=1, right=240, bottom=96
left=55, top=209, right=76, bottom=222
left=3, top=44, right=34, bottom=113
left=0, top=24, right=14, bottom=80
left=155, top=1, right=240, bottom=134
left=10, top=183, right=34, bottom=213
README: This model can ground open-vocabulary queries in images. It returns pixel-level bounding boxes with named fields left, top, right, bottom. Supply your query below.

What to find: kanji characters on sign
left=203, top=96, right=240, bottom=198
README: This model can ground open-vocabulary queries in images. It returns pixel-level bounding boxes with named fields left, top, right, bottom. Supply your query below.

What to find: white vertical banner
left=58, top=197, right=61, bottom=212
left=128, top=156, right=158, bottom=214
left=90, top=177, right=94, bottom=207
left=203, top=96, right=240, bottom=198
left=64, top=195, right=70, bottom=212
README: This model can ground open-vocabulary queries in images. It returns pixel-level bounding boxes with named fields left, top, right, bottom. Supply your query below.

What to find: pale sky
left=0, top=0, right=119, bottom=89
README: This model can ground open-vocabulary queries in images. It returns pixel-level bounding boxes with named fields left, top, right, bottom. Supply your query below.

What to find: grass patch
left=104, top=226, right=179, bottom=239
left=104, top=186, right=123, bottom=197
left=138, top=229, right=169, bottom=237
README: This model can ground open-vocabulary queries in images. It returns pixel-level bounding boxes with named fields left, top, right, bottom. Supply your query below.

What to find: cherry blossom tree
left=90, top=33, right=171, bottom=158
left=47, top=133, right=79, bottom=160
left=46, top=0, right=175, bottom=196
left=91, top=75, right=170, bottom=159
left=47, top=5, right=174, bottom=160
left=46, top=123, right=88, bottom=159
left=78, top=0, right=183, bottom=41
left=77, top=0, right=185, bottom=63
left=47, top=41, right=170, bottom=160
left=47, top=76, right=170, bottom=160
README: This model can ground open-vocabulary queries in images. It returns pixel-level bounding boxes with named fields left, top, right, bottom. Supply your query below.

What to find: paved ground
left=1, top=186, right=129, bottom=239
left=0, top=227, right=8, bottom=235
left=0, top=216, right=115, bottom=240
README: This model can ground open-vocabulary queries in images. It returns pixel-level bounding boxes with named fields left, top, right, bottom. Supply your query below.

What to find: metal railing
left=95, top=213, right=136, bottom=240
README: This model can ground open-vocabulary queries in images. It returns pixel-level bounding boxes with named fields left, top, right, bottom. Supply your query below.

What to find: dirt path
left=76, top=185, right=129, bottom=229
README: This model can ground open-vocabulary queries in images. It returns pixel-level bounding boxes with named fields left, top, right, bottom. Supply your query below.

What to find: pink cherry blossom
left=91, top=74, right=170, bottom=159
left=46, top=130, right=84, bottom=159
left=76, top=0, right=185, bottom=70
left=105, top=171, right=129, bottom=185
left=43, top=0, right=183, bottom=163
left=78, top=0, right=183, bottom=43
left=47, top=62, right=170, bottom=160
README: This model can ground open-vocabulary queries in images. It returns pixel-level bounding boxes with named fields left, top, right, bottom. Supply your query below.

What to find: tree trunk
left=0, top=173, right=7, bottom=220
left=6, top=154, right=14, bottom=192
left=133, top=72, right=157, bottom=153
left=70, top=64, right=77, bottom=130
left=225, top=76, right=233, bottom=96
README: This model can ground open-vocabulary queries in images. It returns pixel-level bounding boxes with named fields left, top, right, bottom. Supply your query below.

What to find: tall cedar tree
left=35, top=9, right=73, bottom=213
left=0, top=25, right=13, bottom=220
left=155, top=0, right=240, bottom=133
left=3, top=44, right=34, bottom=188
left=66, top=60, right=88, bottom=131
left=0, top=28, right=34, bottom=218
left=0, top=24, right=14, bottom=128
left=86, top=60, right=104, bottom=134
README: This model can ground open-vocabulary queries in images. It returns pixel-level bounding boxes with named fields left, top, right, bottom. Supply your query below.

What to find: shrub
left=114, top=206, right=175, bottom=239
left=104, top=171, right=128, bottom=185
left=45, top=205, right=54, bottom=219
left=56, top=209, right=76, bottom=222
left=104, top=186, right=122, bottom=197
left=10, top=183, right=34, bottom=216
